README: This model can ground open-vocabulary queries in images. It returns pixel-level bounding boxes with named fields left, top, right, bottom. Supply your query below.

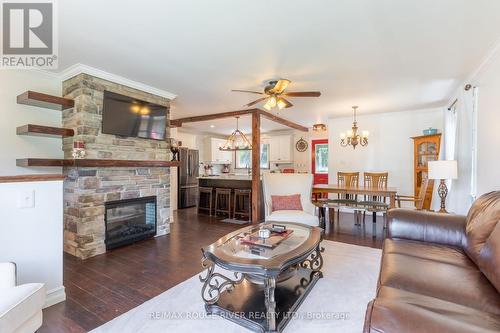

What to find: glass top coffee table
left=200, top=222, right=324, bottom=333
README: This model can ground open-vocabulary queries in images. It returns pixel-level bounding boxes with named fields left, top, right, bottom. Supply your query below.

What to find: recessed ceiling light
left=210, top=125, right=215, bottom=128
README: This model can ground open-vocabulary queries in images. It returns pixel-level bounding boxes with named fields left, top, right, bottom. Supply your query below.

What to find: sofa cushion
left=477, top=222, right=500, bottom=293
left=265, top=210, right=319, bottom=227
left=0, top=283, right=45, bottom=333
left=383, top=239, right=473, bottom=268
left=464, top=191, right=500, bottom=264
left=378, top=251, right=500, bottom=315
left=366, top=286, right=500, bottom=333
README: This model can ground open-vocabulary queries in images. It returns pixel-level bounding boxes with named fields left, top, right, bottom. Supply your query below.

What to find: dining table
left=312, top=184, right=399, bottom=209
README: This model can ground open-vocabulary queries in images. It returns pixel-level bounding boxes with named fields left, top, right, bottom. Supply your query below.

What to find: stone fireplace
left=62, top=73, right=172, bottom=259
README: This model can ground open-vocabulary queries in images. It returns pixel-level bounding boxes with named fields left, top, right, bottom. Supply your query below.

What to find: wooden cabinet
left=412, top=134, right=441, bottom=210
left=205, top=138, right=233, bottom=164
left=268, top=135, right=292, bottom=162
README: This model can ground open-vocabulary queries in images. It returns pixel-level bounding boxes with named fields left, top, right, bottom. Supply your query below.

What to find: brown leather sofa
left=364, top=191, right=500, bottom=333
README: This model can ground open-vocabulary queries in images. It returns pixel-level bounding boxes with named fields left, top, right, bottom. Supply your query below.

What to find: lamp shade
left=428, top=160, right=458, bottom=180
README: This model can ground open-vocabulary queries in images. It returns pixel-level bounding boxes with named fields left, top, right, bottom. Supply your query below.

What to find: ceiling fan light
left=277, top=98, right=287, bottom=110
left=268, top=95, right=277, bottom=108
left=263, top=100, right=273, bottom=111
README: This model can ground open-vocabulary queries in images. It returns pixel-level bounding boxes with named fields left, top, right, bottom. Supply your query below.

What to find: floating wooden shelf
left=0, top=174, right=65, bottom=183
left=16, top=158, right=181, bottom=168
left=16, top=124, right=74, bottom=138
left=17, top=91, right=74, bottom=110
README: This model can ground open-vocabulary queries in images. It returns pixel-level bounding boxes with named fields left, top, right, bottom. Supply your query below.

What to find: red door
left=312, top=139, right=329, bottom=184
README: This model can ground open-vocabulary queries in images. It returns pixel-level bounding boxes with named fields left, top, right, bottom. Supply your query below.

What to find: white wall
left=443, top=42, right=500, bottom=214
left=0, top=180, right=65, bottom=308
left=328, top=108, right=444, bottom=201
left=471, top=49, right=500, bottom=196
left=0, top=70, right=63, bottom=176
left=0, top=70, right=65, bottom=307
left=293, top=129, right=328, bottom=173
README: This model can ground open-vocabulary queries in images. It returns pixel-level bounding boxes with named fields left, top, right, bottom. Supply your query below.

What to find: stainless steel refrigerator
left=178, top=147, right=199, bottom=208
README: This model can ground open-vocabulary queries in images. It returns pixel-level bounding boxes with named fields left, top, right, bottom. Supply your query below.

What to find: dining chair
left=396, top=177, right=429, bottom=210
left=358, top=172, right=389, bottom=226
left=326, top=172, right=360, bottom=224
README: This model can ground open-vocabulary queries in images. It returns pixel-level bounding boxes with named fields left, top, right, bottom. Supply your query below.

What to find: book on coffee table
left=239, top=229, right=294, bottom=249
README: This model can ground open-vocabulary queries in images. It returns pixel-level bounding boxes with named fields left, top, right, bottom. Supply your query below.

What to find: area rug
left=221, top=218, right=251, bottom=225
left=91, top=241, right=381, bottom=333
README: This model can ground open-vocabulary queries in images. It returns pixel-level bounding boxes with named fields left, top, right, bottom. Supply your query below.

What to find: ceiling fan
left=232, top=79, right=321, bottom=111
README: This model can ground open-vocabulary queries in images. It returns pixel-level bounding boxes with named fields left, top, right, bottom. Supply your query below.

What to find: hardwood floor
left=41, top=208, right=385, bottom=333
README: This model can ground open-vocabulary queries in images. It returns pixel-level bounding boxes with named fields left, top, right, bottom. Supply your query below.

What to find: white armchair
left=262, top=173, right=319, bottom=227
left=0, top=262, right=45, bottom=333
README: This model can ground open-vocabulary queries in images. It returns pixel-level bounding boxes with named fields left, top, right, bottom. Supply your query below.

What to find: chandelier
left=219, top=116, right=252, bottom=151
left=340, top=106, right=369, bottom=149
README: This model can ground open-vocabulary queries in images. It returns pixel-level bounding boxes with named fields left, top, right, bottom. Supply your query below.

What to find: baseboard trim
left=155, top=229, right=168, bottom=237
left=44, top=286, right=66, bottom=308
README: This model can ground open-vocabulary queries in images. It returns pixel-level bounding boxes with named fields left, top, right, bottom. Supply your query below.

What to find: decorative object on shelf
left=167, top=138, right=180, bottom=161
left=231, top=79, right=321, bottom=111
left=221, top=164, right=230, bottom=173
left=295, top=137, right=308, bottom=152
left=428, top=160, right=458, bottom=214
left=340, top=106, right=369, bottom=149
left=312, top=123, right=327, bottom=132
left=219, top=116, right=252, bottom=151
left=423, top=127, right=438, bottom=135
left=72, top=141, right=86, bottom=159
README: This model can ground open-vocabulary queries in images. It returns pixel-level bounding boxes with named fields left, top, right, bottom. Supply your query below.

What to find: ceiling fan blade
left=268, top=79, right=291, bottom=94
left=231, top=89, right=265, bottom=95
left=283, top=91, right=321, bottom=97
left=245, top=97, right=268, bottom=107
left=282, top=98, right=293, bottom=108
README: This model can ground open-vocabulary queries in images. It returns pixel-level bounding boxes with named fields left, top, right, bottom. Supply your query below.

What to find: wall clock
left=295, top=138, right=308, bottom=152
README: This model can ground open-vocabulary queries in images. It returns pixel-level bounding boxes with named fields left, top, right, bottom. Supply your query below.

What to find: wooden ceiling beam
left=257, top=109, right=308, bottom=132
left=169, top=108, right=308, bottom=132
left=169, top=109, right=259, bottom=127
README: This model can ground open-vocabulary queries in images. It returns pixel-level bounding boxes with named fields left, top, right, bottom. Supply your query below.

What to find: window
left=314, top=143, right=328, bottom=174
left=235, top=144, right=270, bottom=169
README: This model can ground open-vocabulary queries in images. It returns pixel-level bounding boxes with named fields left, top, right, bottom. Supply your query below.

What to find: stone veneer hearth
left=62, top=73, right=172, bottom=259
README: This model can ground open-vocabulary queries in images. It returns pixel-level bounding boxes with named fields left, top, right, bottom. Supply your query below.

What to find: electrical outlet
left=17, top=189, right=35, bottom=208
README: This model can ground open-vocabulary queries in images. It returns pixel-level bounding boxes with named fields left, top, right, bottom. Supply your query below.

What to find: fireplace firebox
left=105, top=196, right=157, bottom=250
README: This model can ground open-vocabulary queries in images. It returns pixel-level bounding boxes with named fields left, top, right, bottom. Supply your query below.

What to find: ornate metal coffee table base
left=205, top=268, right=322, bottom=333
left=200, top=245, right=324, bottom=333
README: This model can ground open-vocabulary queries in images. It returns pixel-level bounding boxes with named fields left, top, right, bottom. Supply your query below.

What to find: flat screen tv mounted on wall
left=102, top=90, right=167, bottom=140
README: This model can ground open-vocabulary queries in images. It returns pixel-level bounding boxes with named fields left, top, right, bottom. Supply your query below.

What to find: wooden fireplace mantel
left=16, top=158, right=181, bottom=168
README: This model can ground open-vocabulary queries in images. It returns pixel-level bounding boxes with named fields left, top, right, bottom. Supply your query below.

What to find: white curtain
left=431, top=105, right=457, bottom=211
left=432, top=87, right=476, bottom=214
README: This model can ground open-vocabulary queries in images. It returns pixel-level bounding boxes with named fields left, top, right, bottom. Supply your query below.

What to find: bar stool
left=198, top=187, right=213, bottom=215
left=233, top=189, right=251, bottom=222
left=214, top=188, right=232, bottom=217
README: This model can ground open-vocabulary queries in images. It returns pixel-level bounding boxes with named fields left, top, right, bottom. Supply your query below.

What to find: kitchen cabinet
left=268, top=135, right=292, bottom=162
left=205, top=138, right=233, bottom=164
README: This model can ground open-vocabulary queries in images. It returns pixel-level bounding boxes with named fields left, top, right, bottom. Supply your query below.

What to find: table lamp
left=428, top=160, right=458, bottom=213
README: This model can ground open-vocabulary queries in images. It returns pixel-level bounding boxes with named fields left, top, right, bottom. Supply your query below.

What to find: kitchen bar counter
left=198, top=176, right=255, bottom=189
left=198, top=175, right=264, bottom=216
left=198, top=174, right=261, bottom=181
